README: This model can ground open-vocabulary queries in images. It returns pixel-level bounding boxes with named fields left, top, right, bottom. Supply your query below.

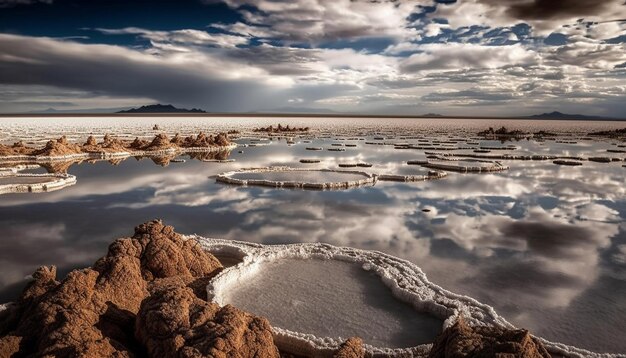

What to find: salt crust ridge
left=0, top=164, right=76, bottom=195
left=215, top=166, right=449, bottom=189
left=191, top=236, right=624, bottom=358
left=216, top=166, right=378, bottom=190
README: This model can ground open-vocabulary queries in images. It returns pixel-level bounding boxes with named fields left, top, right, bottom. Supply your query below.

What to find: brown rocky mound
left=32, top=136, right=83, bottom=156
left=254, top=124, right=309, bottom=133
left=0, top=220, right=279, bottom=358
left=136, top=281, right=279, bottom=358
left=428, top=317, right=550, bottom=358
left=1, top=132, right=232, bottom=159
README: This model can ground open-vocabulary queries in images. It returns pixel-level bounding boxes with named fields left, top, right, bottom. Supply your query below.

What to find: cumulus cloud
left=400, top=43, right=538, bottom=72
left=0, top=33, right=357, bottom=111
left=1, top=0, right=626, bottom=116
left=209, top=0, right=424, bottom=43
left=95, top=27, right=249, bottom=48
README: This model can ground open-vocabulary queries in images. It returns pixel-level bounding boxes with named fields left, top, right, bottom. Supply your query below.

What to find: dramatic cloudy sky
left=0, top=0, right=625, bottom=116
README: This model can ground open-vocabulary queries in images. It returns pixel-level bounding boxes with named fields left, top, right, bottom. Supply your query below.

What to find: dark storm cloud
left=0, top=34, right=278, bottom=111
left=503, top=0, right=620, bottom=21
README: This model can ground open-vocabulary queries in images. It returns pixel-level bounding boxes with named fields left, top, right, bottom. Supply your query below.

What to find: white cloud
left=96, top=27, right=249, bottom=48
left=400, top=43, right=538, bottom=72
left=211, top=0, right=425, bottom=43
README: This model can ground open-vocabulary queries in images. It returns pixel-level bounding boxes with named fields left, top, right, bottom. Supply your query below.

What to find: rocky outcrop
left=32, top=136, right=83, bottom=156
left=0, top=220, right=279, bottom=358
left=0, top=132, right=233, bottom=161
left=136, top=281, right=279, bottom=358
left=334, top=337, right=365, bottom=358
left=253, top=124, right=310, bottom=133
left=145, top=133, right=174, bottom=150
left=428, top=317, right=550, bottom=358
left=478, top=126, right=529, bottom=139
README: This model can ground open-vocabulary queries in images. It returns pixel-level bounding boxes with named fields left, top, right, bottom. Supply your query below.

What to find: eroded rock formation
left=254, top=124, right=310, bottom=133
left=428, top=317, right=550, bottom=358
left=0, top=220, right=279, bottom=358
left=136, top=281, right=279, bottom=358
left=0, top=132, right=233, bottom=158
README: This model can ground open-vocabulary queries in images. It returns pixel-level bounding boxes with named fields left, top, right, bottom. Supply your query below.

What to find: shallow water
left=221, top=258, right=442, bottom=348
left=0, top=176, right=56, bottom=185
left=0, top=116, right=625, bottom=353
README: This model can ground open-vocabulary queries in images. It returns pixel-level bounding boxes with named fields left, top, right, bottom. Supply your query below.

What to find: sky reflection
left=0, top=124, right=624, bottom=353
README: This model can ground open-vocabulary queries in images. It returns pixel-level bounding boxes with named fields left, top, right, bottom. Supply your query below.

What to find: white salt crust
left=191, top=237, right=623, bottom=358
left=215, top=167, right=449, bottom=190
left=0, top=165, right=76, bottom=195
left=215, top=166, right=378, bottom=190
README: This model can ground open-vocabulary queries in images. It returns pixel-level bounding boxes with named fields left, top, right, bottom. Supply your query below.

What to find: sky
left=0, top=0, right=625, bottom=117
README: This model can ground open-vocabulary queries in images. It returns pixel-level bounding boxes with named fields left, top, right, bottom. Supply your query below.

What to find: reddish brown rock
left=170, top=133, right=184, bottom=146
left=136, top=281, right=280, bottom=358
left=145, top=133, right=173, bottom=150
left=129, top=137, right=149, bottom=150
left=253, top=124, right=309, bottom=133
left=85, top=135, right=97, bottom=146
left=334, top=337, right=365, bottom=358
left=428, top=317, right=550, bottom=358
left=0, top=220, right=227, bottom=358
left=32, top=136, right=83, bottom=156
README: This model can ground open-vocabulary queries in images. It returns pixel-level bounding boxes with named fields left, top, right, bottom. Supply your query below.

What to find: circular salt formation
left=195, top=238, right=607, bottom=358
left=419, top=159, right=509, bottom=173
left=215, top=167, right=376, bottom=190
left=378, top=170, right=447, bottom=182
left=0, top=172, right=76, bottom=195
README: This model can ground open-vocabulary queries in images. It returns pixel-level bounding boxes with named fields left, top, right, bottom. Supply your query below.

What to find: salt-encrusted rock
left=84, top=135, right=97, bottom=146
left=334, top=337, right=365, bottom=358
left=136, top=281, right=280, bottom=358
left=0, top=220, right=224, bottom=357
left=0, top=132, right=234, bottom=164
left=146, top=133, right=173, bottom=150
left=94, top=219, right=223, bottom=285
left=33, top=136, right=83, bottom=156
left=428, top=317, right=550, bottom=358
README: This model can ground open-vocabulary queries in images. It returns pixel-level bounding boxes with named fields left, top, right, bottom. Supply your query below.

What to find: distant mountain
left=421, top=113, right=444, bottom=117
left=520, top=111, right=612, bottom=120
left=117, top=104, right=206, bottom=114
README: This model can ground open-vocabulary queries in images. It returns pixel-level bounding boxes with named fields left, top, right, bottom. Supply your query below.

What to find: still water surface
left=0, top=116, right=624, bottom=353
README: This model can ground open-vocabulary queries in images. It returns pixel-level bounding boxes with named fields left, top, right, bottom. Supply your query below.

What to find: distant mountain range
left=18, top=106, right=619, bottom=120
left=517, top=111, right=612, bottom=120
left=117, top=104, right=206, bottom=114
